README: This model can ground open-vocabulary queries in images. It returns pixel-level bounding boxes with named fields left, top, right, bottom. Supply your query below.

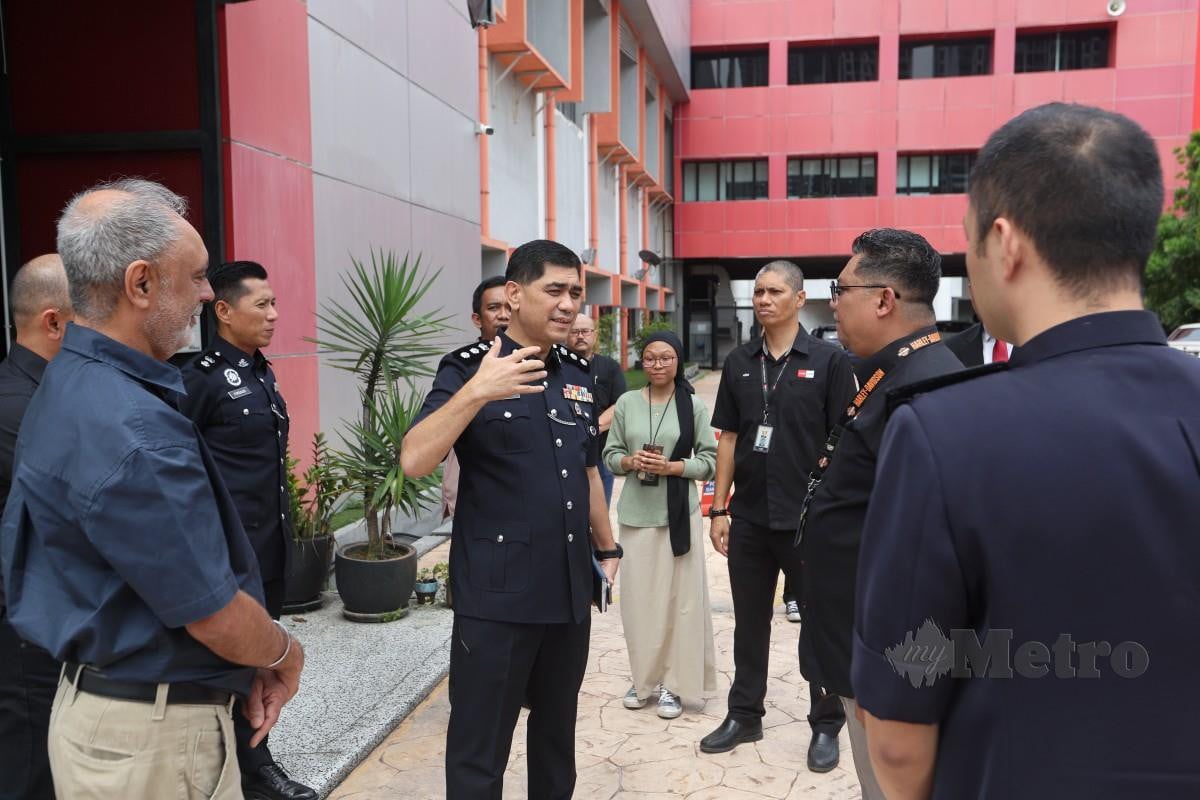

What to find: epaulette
left=553, top=343, right=591, bottom=372
left=885, top=362, right=1008, bottom=418
left=195, top=349, right=221, bottom=373
left=451, top=340, right=493, bottom=363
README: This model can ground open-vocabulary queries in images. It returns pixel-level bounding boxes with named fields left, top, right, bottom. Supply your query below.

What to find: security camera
left=1106, top=0, right=1125, bottom=16
left=477, top=122, right=495, bottom=136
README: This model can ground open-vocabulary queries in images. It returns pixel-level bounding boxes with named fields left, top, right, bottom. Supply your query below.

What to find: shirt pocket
left=468, top=522, right=531, bottom=593
left=221, top=405, right=272, bottom=444
left=482, top=402, right=533, bottom=454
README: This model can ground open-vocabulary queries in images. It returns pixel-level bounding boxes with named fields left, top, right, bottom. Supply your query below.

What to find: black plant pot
left=284, top=535, right=334, bottom=611
left=335, top=542, right=418, bottom=620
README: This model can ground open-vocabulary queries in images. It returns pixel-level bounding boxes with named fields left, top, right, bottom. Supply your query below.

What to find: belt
left=64, top=662, right=233, bottom=706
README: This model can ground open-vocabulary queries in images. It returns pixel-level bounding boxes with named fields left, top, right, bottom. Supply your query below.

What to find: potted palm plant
left=311, top=249, right=451, bottom=621
left=283, top=433, right=342, bottom=613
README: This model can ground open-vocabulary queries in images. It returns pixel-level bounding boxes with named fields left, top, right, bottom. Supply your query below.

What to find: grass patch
left=328, top=498, right=364, bottom=532
left=624, top=369, right=647, bottom=390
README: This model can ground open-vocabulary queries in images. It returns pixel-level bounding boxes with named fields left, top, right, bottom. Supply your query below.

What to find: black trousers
left=0, top=609, right=59, bottom=800
left=726, top=518, right=846, bottom=736
left=446, top=614, right=591, bottom=800
left=235, top=578, right=285, bottom=773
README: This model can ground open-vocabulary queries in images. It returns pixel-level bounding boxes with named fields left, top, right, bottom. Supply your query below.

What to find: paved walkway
left=330, top=372, right=864, bottom=799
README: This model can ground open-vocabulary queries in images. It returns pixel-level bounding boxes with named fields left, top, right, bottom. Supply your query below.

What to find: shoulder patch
left=451, top=340, right=489, bottom=364
left=885, top=363, right=1008, bottom=418
left=554, top=344, right=591, bottom=373
left=194, top=349, right=221, bottom=373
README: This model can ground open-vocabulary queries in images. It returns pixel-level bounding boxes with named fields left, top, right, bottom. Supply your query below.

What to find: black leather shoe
left=699, top=717, right=763, bottom=753
left=807, top=731, right=840, bottom=772
left=243, top=764, right=318, bottom=800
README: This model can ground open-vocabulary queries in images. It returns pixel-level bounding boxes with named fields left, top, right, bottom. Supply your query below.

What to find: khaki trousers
left=47, top=670, right=242, bottom=800
left=842, top=696, right=886, bottom=800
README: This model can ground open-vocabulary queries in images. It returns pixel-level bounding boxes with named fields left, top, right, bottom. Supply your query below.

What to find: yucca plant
left=309, top=250, right=452, bottom=560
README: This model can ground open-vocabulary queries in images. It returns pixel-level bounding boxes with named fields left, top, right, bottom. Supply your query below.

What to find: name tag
left=227, top=388, right=252, bottom=400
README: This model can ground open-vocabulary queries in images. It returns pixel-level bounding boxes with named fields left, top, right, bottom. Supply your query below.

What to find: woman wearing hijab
left=603, top=331, right=718, bottom=719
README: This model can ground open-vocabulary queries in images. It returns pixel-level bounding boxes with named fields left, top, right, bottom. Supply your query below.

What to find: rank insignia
left=238, top=358, right=250, bottom=368
left=562, top=384, right=594, bottom=403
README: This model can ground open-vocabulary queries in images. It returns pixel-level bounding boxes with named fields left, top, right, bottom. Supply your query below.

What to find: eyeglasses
left=569, top=329, right=595, bottom=336
left=829, top=281, right=902, bottom=301
left=643, top=356, right=677, bottom=367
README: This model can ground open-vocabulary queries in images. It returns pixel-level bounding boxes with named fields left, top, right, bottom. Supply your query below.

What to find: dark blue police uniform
left=178, top=335, right=293, bottom=777
left=413, top=332, right=597, bottom=799
left=0, top=323, right=264, bottom=697
left=179, top=335, right=292, bottom=610
left=853, top=311, right=1200, bottom=798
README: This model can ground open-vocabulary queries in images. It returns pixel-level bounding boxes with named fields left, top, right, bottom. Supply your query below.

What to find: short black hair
left=851, top=228, right=941, bottom=307
left=505, top=239, right=581, bottom=285
left=472, top=275, right=507, bottom=315
left=209, top=260, right=269, bottom=306
left=969, top=103, right=1163, bottom=294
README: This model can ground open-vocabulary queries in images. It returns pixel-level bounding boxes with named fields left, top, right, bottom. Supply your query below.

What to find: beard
left=145, top=279, right=197, bottom=359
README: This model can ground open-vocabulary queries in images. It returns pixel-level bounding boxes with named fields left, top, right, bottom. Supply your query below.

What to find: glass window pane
left=909, top=156, right=931, bottom=192
left=698, top=162, right=718, bottom=201
left=787, top=159, right=801, bottom=177
left=683, top=163, right=696, bottom=201
left=803, top=159, right=822, bottom=176
left=897, top=156, right=908, bottom=190
left=862, top=157, right=876, bottom=178
left=734, top=161, right=753, bottom=183
left=909, top=44, right=935, bottom=79
left=839, top=158, right=860, bottom=179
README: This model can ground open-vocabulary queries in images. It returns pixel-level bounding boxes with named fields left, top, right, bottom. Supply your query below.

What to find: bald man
left=0, top=254, right=71, bottom=800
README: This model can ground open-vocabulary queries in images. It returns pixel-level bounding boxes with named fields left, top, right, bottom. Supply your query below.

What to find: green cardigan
left=602, top=388, right=718, bottom=528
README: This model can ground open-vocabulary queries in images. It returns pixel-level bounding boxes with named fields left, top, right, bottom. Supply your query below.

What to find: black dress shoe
left=243, top=763, right=318, bottom=800
left=807, top=731, right=840, bottom=772
left=699, top=717, right=763, bottom=754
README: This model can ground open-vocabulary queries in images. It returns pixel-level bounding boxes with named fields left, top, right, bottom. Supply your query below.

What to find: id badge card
left=753, top=424, right=774, bottom=453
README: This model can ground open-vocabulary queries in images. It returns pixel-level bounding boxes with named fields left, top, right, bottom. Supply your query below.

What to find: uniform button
left=242, top=408, right=249, bottom=416
left=566, top=501, right=574, bottom=510
left=280, top=513, right=285, bottom=520
left=550, top=409, right=558, bottom=417
left=503, top=411, right=512, bottom=419
left=555, top=438, right=562, bottom=448
left=280, top=485, right=286, bottom=493
left=561, top=469, right=568, bottom=478
left=567, top=533, right=574, bottom=543
left=279, top=458, right=284, bottom=465
left=542, top=380, right=549, bottom=388
left=497, top=533, right=505, bottom=543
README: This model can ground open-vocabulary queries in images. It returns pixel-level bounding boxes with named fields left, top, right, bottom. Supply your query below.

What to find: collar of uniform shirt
left=757, top=324, right=809, bottom=360
left=498, top=330, right=563, bottom=372
left=213, top=334, right=269, bottom=368
left=1006, top=309, right=1166, bottom=368
left=853, top=324, right=940, bottom=383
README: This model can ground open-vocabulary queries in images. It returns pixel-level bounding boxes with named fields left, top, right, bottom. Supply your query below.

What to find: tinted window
left=788, top=43, right=879, bottom=84
left=897, top=153, right=977, bottom=195
left=682, top=160, right=769, bottom=201
left=900, top=38, right=992, bottom=79
left=692, top=50, right=770, bottom=89
left=786, top=156, right=877, bottom=198
left=1015, top=29, right=1110, bottom=73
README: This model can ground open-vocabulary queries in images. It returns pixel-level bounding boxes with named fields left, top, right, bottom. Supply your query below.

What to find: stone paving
left=330, top=372, right=864, bottom=799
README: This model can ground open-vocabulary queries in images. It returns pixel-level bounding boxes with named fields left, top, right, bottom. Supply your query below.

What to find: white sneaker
left=657, top=687, right=682, bottom=719
left=623, top=685, right=647, bottom=709
left=785, top=599, right=801, bottom=623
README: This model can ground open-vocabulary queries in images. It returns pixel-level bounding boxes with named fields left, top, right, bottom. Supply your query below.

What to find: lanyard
left=759, top=349, right=792, bottom=424
left=647, top=388, right=676, bottom=446
left=812, top=330, right=941, bottom=476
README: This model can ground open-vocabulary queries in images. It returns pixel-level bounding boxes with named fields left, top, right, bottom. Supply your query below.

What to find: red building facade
left=675, top=0, right=1198, bottom=276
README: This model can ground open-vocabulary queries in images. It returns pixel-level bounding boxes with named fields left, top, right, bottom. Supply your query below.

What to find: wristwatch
left=707, top=507, right=729, bottom=518
left=594, top=543, right=624, bottom=560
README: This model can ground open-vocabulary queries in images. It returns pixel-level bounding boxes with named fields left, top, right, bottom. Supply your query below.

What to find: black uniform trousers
left=446, top=613, right=591, bottom=800
left=0, top=608, right=59, bottom=800
left=726, top=518, right=845, bottom=735
left=235, top=578, right=285, bottom=772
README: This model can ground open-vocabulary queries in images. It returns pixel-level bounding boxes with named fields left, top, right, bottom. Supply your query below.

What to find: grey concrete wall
left=646, top=0, right=690, bottom=95
left=487, top=53, right=541, bottom=248
left=308, top=0, right=482, bottom=438
left=527, top=0, right=571, bottom=81
left=554, top=112, right=587, bottom=255
left=626, top=183, right=641, bottom=272
left=596, top=163, right=618, bottom=272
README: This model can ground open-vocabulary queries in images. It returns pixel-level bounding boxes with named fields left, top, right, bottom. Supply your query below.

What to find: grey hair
left=756, top=260, right=805, bottom=293
left=55, top=178, right=189, bottom=320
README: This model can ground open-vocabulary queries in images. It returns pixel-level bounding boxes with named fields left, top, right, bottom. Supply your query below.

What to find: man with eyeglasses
left=798, top=229, right=962, bottom=799
left=567, top=312, right=624, bottom=506
left=701, top=260, right=855, bottom=771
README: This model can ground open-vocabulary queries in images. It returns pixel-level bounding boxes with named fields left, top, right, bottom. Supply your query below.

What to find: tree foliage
left=1146, top=132, right=1200, bottom=332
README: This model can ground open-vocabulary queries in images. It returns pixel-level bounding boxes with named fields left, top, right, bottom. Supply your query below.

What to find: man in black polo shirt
left=0, top=254, right=71, bottom=800
left=701, top=260, right=855, bottom=769
left=798, top=229, right=962, bottom=799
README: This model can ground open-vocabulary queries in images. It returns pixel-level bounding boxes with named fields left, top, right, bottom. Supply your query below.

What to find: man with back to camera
left=401, top=239, right=620, bottom=799
left=0, top=178, right=304, bottom=799
left=178, top=260, right=315, bottom=800
left=701, top=260, right=855, bottom=770
left=566, top=311, right=625, bottom=506
left=853, top=103, right=1200, bottom=798
left=797, top=229, right=962, bottom=799
left=442, top=276, right=512, bottom=519
left=0, top=254, right=72, bottom=800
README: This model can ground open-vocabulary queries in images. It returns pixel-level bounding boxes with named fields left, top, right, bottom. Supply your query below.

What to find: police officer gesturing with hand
left=402, top=240, right=619, bottom=800
left=179, top=260, right=315, bottom=800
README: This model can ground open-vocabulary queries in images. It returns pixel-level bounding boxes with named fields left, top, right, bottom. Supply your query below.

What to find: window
left=787, top=156, right=877, bottom=198
left=1015, top=29, right=1110, bottom=73
left=557, top=101, right=580, bottom=126
left=899, top=37, right=992, bottom=79
left=897, top=153, right=977, bottom=195
left=788, top=43, right=878, bottom=85
left=691, top=49, right=769, bottom=89
left=682, top=160, right=768, bottom=201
